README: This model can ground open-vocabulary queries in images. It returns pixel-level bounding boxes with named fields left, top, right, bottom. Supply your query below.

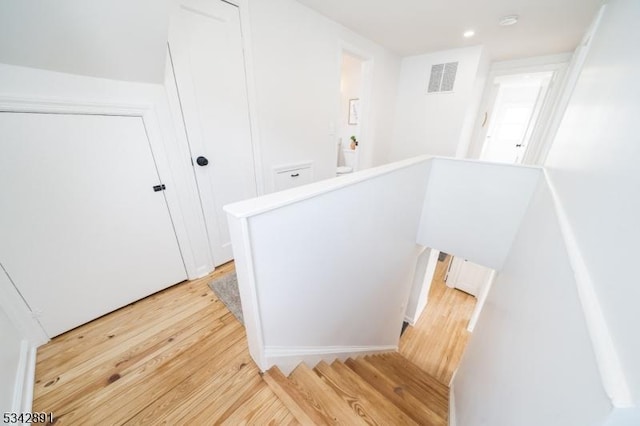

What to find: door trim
left=227, top=0, right=265, bottom=196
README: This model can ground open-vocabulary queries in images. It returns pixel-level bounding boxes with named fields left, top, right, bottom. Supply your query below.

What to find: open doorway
left=479, top=72, right=553, bottom=164
left=336, top=50, right=371, bottom=176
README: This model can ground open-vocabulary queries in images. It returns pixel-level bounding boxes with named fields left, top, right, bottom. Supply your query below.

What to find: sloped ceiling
left=296, top=0, right=603, bottom=59
left=0, top=0, right=170, bottom=83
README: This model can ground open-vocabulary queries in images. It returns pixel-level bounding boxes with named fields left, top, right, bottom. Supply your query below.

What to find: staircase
left=262, top=352, right=449, bottom=425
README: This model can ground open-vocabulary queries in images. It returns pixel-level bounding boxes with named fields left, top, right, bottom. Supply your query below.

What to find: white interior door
left=168, top=0, right=257, bottom=266
left=0, top=113, right=187, bottom=337
left=445, top=257, right=492, bottom=297
left=481, top=85, right=541, bottom=164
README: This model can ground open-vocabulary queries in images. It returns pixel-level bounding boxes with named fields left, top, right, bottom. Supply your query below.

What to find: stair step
left=289, top=363, right=368, bottom=425
left=316, top=360, right=419, bottom=426
left=345, top=357, right=447, bottom=426
left=366, top=354, right=448, bottom=419
left=262, top=367, right=323, bottom=425
left=377, top=352, right=449, bottom=396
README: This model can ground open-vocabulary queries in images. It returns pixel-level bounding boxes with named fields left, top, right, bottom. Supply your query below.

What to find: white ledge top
left=224, top=155, right=542, bottom=219
left=224, top=155, right=433, bottom=218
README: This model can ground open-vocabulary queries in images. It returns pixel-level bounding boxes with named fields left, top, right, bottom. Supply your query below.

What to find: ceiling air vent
left=427, top=62, right=458, bottom=93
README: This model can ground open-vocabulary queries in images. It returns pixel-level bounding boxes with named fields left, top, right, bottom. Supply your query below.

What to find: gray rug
left=208, top=272, right=244, bottom=325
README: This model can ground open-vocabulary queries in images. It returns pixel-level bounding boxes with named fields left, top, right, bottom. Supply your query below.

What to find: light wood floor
left=33, top=256, right=475, bottom=424
left=400, top=255, right=477, bottom=385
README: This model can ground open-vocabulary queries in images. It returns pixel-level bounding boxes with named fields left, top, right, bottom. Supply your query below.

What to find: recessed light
left=499, top=15, right=519, bottom=26
left=463, top=30, right=475, bottom=38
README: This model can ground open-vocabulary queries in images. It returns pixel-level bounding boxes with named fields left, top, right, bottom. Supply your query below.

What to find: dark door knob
left=196, top=156, right=209, bottom=166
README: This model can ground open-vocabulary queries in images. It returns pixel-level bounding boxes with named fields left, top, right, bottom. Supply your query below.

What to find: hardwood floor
left=33, top=255, right=475, bottom=424
left=400, top=255, right=477, bottom=385
left=33, top=262, right=297, bottom=425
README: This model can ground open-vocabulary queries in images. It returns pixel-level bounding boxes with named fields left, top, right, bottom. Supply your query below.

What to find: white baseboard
left=449, top=382, right=457, bottom=426
left=404, top=315, right=415, bottom=326
left=264, top=345, right=397, bottom=375
left=12, top=340, right=36, bottom=413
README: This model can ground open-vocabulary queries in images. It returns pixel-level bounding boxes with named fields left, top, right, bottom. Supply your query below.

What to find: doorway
left=479, top=72, right=553, bottom=164
left=336, top=50, right=371, bottom=175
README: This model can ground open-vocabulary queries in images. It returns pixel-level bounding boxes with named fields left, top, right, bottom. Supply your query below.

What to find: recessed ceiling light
left=499, top=15, right=519, bottom=26
left=463, top=30, right=475, bottom=38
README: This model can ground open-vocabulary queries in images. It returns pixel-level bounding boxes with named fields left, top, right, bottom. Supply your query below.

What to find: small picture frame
left=348, top=98, right=360, bottom=125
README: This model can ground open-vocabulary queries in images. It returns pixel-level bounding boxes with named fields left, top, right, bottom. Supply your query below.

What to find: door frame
left=479, top=73, right=552, bottom=164
left=336, top=41, right=374, bottom=171
left=467, top=56, right=571, bottom=165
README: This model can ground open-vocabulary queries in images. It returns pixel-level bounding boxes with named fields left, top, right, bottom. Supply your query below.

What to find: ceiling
left=296, top=0, right=602, bottom=60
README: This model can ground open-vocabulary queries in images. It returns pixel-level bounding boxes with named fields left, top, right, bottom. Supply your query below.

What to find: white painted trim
left=0, top=94, right=200, bottom=280
left=467, top=270, right=496, bottom=332
left=264, top=345, right=397, bottom=375
left=238, top=217, right=267, bottom=369
left=544, top=170, right=633, bottom=408
left=531, top=5, right=606, bottom=166
left=12, top=341, right=36, bottom=414
left=272, top=161, right=314, bottom=174
left=449, top=382, right=457, bottom=426
left=0, top=263, right=48, bottom=345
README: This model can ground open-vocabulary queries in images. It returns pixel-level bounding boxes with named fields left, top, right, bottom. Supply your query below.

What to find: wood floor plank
left=399, top=255, right=475, bottom=386
left=36, top=280, right=213, bottom=372
left=45, top=318, right=242, bottom=425
left=365, top=355, right=448, bottom=420
left=315, top=361, right=419, bottom=426
left=176, top=363, right=263, bottom=424
left=70, top=321, right=245, bottom=425
left=345, top=358, right=446, bottom=426
left=289, top=363, right=368, bottom=425
left=34, top=295, right=228, bottom=404
left=32, top=256, right=475, bottom=426
left=377, top=352, right=449, bottom=397
left=122, top=331, right=250, bottom=425
left=36, top=261, right=234, bottom=365
left=262, top=366, right=324, bottom=425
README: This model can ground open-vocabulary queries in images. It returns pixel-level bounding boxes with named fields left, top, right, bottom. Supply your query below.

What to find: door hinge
left=153, top=184, right=167, bottom=192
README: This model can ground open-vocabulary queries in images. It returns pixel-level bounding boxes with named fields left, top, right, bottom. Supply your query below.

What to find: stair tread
left=365, top=354, right=448, bottom=419
left=315, top=360, right=419, bottom=426
left=345, top=358, right=447, bottom=426
left=290, top=363, right=368, bottom=425
left=379, top=352, right=450, bottom=394
left=262, top=367, right=324, bottom=425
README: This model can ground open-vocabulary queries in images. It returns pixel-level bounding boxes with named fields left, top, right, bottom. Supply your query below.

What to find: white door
left=480, top=85, right=541, bottom=164
left=445, top=257, right=492, bottom=297
left=0, top=113, right=187, bottom=337
left=168, top=0, right=257, bottom=266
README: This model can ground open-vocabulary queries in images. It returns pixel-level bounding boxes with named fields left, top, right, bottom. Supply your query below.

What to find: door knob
left=196, top=156, right=209, bottom=166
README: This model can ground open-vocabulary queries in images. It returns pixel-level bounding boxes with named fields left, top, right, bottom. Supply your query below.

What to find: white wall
left=543, top=0, right=640, bottom=414
left=0, top=306, right=23, bottom=413
left=454, top=181, right=611, bottom=426
left=226, top=157, right=431, bottom=372
left=417, top=158, right=541, bottom=270
left=0, top=0, right=170, bottom=83
left=247, top=0, right=400, bottom=191
left=389, top=46, right=486, bottom=161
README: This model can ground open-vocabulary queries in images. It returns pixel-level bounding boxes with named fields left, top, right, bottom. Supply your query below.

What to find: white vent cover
left=428, top=62, right=458, bottom=93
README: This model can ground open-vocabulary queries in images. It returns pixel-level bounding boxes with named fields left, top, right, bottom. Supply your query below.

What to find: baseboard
left=264, top=345, right=397, bottom=375
left=449, top=383, right=457, bottom=426
left=12, top=340, right=36, bottom=413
